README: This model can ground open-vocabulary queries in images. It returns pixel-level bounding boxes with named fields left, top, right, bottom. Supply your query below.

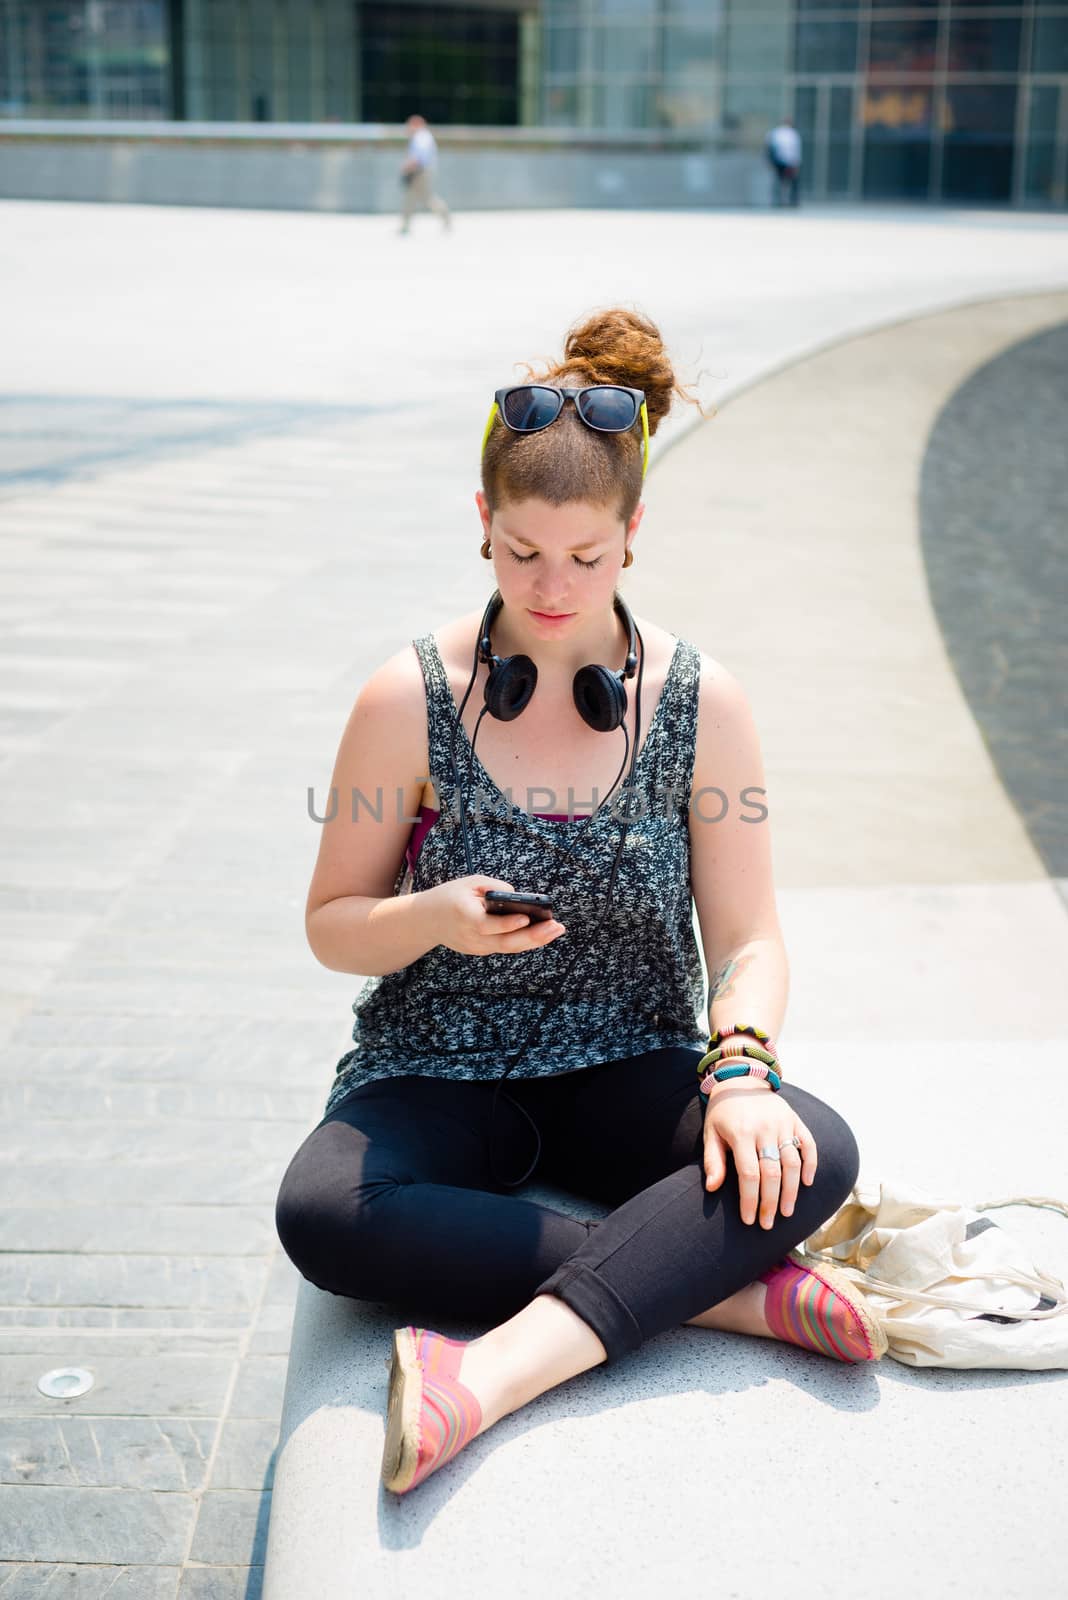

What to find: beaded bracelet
left=705, top=1040, right=780, bottom=1066
left=696, top=1041, right=781, bottom=1079
left=700, top=1062, right=783, bottom=1095
left=708, top=1024, right=777, bottom=1053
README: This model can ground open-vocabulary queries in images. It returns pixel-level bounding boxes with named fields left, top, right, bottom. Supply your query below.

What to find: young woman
left=275, top=307, right=884, bottom=1498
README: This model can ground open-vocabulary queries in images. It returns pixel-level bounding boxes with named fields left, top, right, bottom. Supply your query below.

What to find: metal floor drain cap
left=38, top=1367, right=94, bottom=1399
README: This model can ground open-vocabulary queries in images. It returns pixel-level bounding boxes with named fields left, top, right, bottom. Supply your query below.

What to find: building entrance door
left=794, top=79, right=857, bottom=200
left=1021, top=80, right=1068, bottom=206
left=860, top=80, right=935, bottom=199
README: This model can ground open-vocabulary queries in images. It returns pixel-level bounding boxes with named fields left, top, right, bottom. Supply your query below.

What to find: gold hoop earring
left=480, top=538, right=493, bottom=560
left=622, top=548, right=634, bottom=568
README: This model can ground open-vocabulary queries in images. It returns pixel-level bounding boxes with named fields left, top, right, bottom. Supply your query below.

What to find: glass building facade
left=789, top=3, right=1068, bottom=205
left=2, top=0, right=1065, bottom=206
left=0, top=1, right=170, bottom=118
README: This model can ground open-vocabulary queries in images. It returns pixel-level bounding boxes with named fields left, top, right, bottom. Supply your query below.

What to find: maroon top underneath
left=407, top=802, right=584, bottom=872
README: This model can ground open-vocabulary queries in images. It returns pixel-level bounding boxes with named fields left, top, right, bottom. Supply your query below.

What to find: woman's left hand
left=702, top=1080, right=817, bottom=1229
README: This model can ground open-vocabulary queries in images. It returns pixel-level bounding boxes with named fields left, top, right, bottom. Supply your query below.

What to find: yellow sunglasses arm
left=480, top=400, right=500, bottom=460
left=640, top=400, right=650, bottom=480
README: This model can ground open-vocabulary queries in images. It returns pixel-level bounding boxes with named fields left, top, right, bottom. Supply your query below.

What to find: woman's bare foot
left=431, top=1285, right=779, bottom=1447
left=684, top=1280, right=774, bottom=1340
left=454, top=1338, right=516, bottom=1437
left=455, top=1293, right=609, bottom=1438
left=687, top=1268, right=886, bottom=1364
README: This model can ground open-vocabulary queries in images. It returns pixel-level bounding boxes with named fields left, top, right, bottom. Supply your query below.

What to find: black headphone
left=446, top=589, right=645, bottom=1189
left=477, top=588, right=639, bottom=732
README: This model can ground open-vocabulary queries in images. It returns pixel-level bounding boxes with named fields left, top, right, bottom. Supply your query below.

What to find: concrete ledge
left=0, top=120, right=770, bottom=212
left=263, top=1175, right=613, bottom=1598
left=262, top=1141, right=1068, bottom=1598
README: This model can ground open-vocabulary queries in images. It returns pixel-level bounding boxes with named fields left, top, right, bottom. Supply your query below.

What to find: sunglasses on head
left=480, top=385, right=650, bottom=481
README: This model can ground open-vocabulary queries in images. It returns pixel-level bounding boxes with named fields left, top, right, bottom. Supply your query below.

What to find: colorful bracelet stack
left=697, top=1024, right=784, bottom=1097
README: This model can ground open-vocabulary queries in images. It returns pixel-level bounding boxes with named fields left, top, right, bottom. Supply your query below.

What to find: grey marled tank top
left=322, top=628, right=707, bottom=1117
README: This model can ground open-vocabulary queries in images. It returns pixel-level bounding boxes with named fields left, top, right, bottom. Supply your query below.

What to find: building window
left=795, top=21, right=859, bottom=75
left=1023, top=83, right=1059, bottom=202
left=942, top=83, right=1018, bottom=202
left=862, top=82, right=934, bottom=198
left=542, top=81, right=581, bottom=126
left=828, top=81, right=854, bottom=192
left=545, top=24, right=581, bottom=77
left=868, top=19, right=940, bottom=77
left=1031, top=15, right=1068, bottom=74
left=660, top=13, right=723, bottom=130
left=591, top=22, right=658, bottom=76
left=590, top=79, right=660, bottom=129
left=946, top=17, right=1022, bottom=76
left=662, top=20, right=724, bottom=77
left=360, top=4, right=520, bottom=127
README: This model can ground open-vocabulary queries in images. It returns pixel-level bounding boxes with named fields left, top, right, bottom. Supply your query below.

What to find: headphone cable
left=486, top=627, right=645, bottom=1187
left=443, top=606, right=646, bottom=1187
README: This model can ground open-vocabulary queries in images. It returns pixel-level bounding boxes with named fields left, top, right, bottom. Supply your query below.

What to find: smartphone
left=484, top=890, right=555, bottom=923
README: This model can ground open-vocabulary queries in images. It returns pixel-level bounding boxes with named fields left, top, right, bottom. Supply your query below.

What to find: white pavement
left=1, top=200, right=1067, bottom=1599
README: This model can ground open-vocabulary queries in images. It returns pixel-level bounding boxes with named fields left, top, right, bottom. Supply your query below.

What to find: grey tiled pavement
left=0, top=417, right=380, bottom=1597
left=2, top=198, right=1068, bottom=1596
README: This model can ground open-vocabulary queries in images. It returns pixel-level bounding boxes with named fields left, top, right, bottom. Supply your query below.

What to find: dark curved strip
left=0, top=393, right=387, bottom=491
left=919, top=322, right=1068, bottom=880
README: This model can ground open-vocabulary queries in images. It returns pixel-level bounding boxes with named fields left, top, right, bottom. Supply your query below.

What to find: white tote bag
left=794, top=1178, right=1068, bottom=1369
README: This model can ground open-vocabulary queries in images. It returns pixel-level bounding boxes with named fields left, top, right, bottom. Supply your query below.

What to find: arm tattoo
left=708, top=952, right=755, bottom=1003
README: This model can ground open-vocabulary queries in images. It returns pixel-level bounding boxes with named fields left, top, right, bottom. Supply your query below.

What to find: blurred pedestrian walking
left=399, top=115, right=452, bottom=235
left=765, top=118, right=802, bottom=208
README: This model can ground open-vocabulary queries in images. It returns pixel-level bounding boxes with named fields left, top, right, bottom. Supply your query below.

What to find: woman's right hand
left=423, top=875, right=567, bottom=958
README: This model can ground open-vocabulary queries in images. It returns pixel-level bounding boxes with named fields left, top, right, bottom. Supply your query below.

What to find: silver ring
left=757, top=1146, right=781, bottom=1162
left=779, top=1136, right=802, bottom=1151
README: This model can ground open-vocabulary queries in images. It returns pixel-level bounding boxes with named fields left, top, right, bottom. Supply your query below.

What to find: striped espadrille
left=758, top=1252, right=887, bottom=1363
left=381, top=1326, right=484, bottom=1494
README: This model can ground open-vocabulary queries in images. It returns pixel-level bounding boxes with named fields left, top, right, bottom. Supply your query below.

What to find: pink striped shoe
left=758, top=1252, right=888, bottom=1363
left=381, top=1326, right=484, bottom=1494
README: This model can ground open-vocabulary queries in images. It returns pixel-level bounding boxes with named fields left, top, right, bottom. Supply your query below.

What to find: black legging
left=275, top=1045, right=860, bottom=1365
